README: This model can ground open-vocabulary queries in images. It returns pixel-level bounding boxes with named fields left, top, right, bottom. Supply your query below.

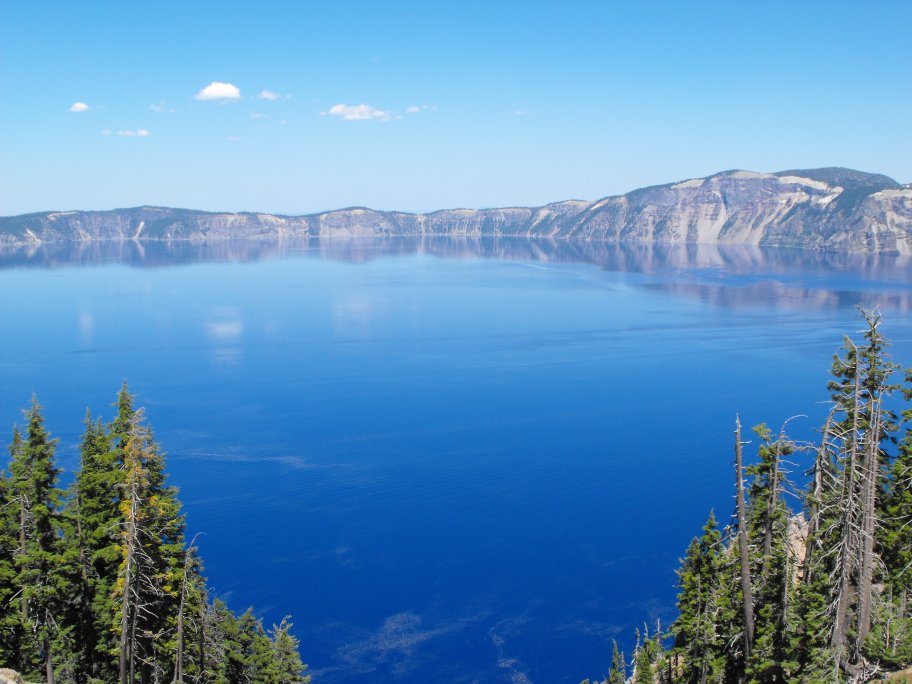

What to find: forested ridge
left=0, top=384, right=309, bottom=684
left=585, top=310, right=912, bottom=684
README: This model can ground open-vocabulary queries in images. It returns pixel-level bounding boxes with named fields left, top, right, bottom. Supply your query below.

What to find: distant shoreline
left=2, top=167, right=910, bottom=255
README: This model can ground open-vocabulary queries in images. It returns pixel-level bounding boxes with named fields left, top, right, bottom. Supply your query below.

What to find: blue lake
left=1, top=238, right=910, bottom=682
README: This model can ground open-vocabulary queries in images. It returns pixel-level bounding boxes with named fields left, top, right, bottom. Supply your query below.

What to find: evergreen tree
left=9, top=399, right=69, bottom=683
left=65, top=411, right=121, bottom=682
left=0, top=452, right=20, bottom=666
left=0, top=390, right=308, bottom=683
left=672, top=512, right=726, bottom=684
left=880, top=380, right=912, bottom=592
left=114, top=406, right=186, bottom=684
left=609, top=639, right=626, bottom=684
left=744, top=425, right=800, bottom=683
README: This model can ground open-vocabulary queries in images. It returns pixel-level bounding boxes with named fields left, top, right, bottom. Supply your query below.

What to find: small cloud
left=227, top=135, right=240, bottom=142
left=195, top=81, right=242, bottom=101
left=150, top=100, right=177, bottom=113
left=508, top=109, right=529, bottom=116
left=278, top=119, right=287, bottom=125
left=406, top=105, right=420, bottom=114
left=100, top=129, right=112, bottom=136
left=406, top=104, right=435, bottom=114
left=250, top=112, right=268, bottom=119
left=117, top=129, right=150, bottom=137
left=323, top=103, right=391, bottom=121
left=257, top=90, right=287, bottom=101
left=69, top=101, right=90, bottom=112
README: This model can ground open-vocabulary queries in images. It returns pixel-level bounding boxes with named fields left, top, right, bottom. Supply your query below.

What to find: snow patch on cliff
left=672, top=178, right=705, bottom=190
left=777, top=175, right=830, bottom=192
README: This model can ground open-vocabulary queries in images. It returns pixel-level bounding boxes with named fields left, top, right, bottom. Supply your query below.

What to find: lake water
left=1, top=238, right=910, bottom=682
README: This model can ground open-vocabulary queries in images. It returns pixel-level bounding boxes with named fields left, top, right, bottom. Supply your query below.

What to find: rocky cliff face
left=2, top=168, right=909, bottom=254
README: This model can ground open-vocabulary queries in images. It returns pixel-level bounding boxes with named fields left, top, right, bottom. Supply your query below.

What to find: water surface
left=1, top=238, right=910, bottom=682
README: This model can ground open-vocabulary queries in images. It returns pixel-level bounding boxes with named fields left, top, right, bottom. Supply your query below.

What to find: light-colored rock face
left=1, top=168, right=909, bottom=254
left=0, top=669, right=25, bottom=684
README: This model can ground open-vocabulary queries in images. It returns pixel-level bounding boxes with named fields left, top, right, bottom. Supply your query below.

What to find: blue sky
left=1, top=1, right=909, bottom=215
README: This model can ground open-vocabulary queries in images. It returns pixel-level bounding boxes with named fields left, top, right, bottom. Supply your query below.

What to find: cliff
left=2, top=168, right=909, bottom=254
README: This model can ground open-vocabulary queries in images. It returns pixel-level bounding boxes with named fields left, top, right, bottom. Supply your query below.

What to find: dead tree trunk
left=119, top=427, right=144, bottom=684
left=735, top=415, right=755, bottom=659
left=805, top=416, right=832, bottom=586
left=119, top=489, right=137, bottom=684
left=174, top=537, right=199, bottom=684
left=832, top=367, right=861, bottom=650
left=44, top=627, right=56, bottom=684
left=763, top=428, right=785, bottom=563
left=855, top=398, right=882, bottom=650
left=18, top=493, right=28, bottom=624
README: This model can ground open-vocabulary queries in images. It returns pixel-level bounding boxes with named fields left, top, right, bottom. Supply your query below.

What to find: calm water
left=1, top=238, right=910, bottom=682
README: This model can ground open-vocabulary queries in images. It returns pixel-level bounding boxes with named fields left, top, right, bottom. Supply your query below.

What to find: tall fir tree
left=671, top=512, right=726, bottom=684
left=9, top=399, right=69, bottom=683
left=65, top=411, right=122, bottom=682
left=1, top=389, right=309, bottom=683
left=0, top=451, right=20, bottom=666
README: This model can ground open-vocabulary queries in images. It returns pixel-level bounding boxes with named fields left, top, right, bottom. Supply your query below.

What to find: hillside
left=1, top=168, right=910, bottom=254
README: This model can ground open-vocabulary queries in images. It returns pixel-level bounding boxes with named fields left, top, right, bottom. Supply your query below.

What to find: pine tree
left=880, top=380, right=912, bottom=593
left=867, top=378, right=912, bottom=670
left=825, top=309, right=900, bottom=669
left=0, top=454, right=20, bottom=666
left=1, top=389, right=308, bottom=683
left=672, top=512, right=726, bottom=684
left=609, top=639, right=626, bottom=684
left=9, top=399, right=69, bottom=683
left=65, top=411, right=121, bottom=682
left=270, top=617, right=310, bottom=684
left=114, top=405, right=186, bottom=684
left=745, top=425, right=801, bottom=683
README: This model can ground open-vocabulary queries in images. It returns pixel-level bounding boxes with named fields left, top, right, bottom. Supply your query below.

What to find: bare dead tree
left=734, top=415, right=755, bottom=659
left=174, top=534, right=201, bottom=684
left=832, top=362, right=861, bottom=652
left=804, top=415, right=834, bottom=587
left=119, top=443, right=140, bottom=684
left=856, top=397, right=883, bottom=651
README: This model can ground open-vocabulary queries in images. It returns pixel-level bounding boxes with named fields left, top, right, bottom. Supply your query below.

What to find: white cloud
left=250, top=112, right=268, bottom=119
left=324, top=103, right=390, bottom=121
left=227, top=135, right=240, bottom=142
left=117, top=129, right=150, bottom=137
left=278, top=119, right=287, bottom=125
left=69, top=101, right=90, bottom=112
left=150, top=100, right=176, bottom=113
left=257, top=90, right=282, bottom=101
left=406, top=105, right=420, bottom=114
left=508, top=109, right=529, bottom=116
left=405, top=104, right=435, bottom=114
left=195, top=81, right=242, bottom=101
left=100, top=129, right=112, bottom=136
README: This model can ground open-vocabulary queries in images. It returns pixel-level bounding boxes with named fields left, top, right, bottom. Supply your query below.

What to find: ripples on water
left=1, top=238, right=910, bottom=682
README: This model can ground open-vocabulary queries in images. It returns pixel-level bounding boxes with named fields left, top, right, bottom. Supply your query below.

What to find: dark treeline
left=0, top=385, right=309, bottom=684
left=586, top=309, right=912, bottom=684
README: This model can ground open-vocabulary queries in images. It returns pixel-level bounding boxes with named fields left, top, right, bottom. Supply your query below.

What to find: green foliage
left=609, top=639, right=625, bottom=684
left=880, top=394, right=912, bottom=590
left=0, top=453, right=21, bottom=665
left=0, top=388, right=308, bottom=684
left=601, top=314, right=912, bottom=683
left=672, top=512, right=728, bottom=683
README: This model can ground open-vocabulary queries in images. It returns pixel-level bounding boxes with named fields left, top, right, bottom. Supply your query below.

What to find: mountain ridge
left=3, top=167, right=910, bottom=254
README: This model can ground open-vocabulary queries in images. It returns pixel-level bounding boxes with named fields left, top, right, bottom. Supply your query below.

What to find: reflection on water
left=3, top=236, right=911, bottom=683
left=3, top=237, right=909, bottom=311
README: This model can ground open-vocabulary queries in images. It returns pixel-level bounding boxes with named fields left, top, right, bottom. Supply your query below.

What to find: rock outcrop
left=2, top=168, right=909, bottom=254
